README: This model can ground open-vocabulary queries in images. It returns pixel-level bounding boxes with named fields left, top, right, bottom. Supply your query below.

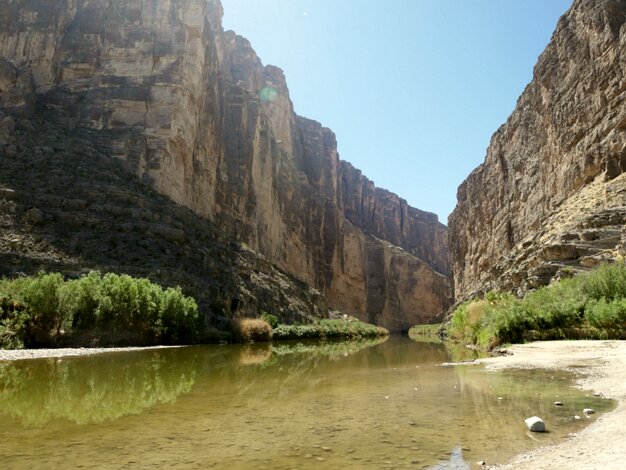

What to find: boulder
left=524, top=416, right=546, bottom=432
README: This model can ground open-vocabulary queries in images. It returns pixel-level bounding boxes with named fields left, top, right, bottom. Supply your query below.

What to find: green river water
left=0, top=336, right=614, bottom=469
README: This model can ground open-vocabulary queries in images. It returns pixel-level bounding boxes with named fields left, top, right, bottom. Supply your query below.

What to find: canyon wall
left=0, top=0, right=450, bottom=330
left=449, top=0, right=626, bottom=302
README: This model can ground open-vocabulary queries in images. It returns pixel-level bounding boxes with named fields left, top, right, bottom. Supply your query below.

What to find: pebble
left=554, top=401, right=564, bottom=406
left=574, top=415, right=581, bottom=420
left=583, top=408, right=596, bottom=415
left=477, top=461, right=486, bottom=466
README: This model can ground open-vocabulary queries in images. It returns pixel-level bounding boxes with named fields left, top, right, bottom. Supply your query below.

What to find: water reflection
left=409, top=333, right=486, bottom=363
left=0, top=348, right=199, bottom=427
left=428, top=447, right=471, bottom=470
left=0, top=336, right=615, bottom=470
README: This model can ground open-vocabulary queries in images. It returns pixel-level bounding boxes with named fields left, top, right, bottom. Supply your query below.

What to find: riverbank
left=0, top=345, right=184, bottom=361
left=477, top=340, right=626, bottom=470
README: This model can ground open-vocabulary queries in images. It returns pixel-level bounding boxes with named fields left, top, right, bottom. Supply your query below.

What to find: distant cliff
left=449, top=0, right=626, bottom=302
left=0, top=0, right=450, bottom=330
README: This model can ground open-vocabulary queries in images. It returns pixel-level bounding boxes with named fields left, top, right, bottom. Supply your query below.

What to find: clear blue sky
left=221, top=0, right=572, bottom=223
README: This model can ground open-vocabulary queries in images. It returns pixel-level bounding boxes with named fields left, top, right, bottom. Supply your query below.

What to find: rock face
left=0, top=0, right=450, bottom=330
left=449, top=0, right=626, bottom=302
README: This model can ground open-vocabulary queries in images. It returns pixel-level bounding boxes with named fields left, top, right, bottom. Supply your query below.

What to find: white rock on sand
left=477, top=340, right=626, bottom=470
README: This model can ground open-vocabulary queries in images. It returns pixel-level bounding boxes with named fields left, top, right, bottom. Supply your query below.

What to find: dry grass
left=230, top=318, right=273, bottom=342
left=466, top=300, right=488, bottom=324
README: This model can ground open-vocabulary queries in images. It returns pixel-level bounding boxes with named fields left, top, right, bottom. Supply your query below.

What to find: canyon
left=449, top=0, right=626, bottom=302
left=0, top=0, right=450, bottom=331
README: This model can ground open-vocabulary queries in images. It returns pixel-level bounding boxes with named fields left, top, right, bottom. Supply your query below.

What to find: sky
left=220, top=0, right=573, bottom=223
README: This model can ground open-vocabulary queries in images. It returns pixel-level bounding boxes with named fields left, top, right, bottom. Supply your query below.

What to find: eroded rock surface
left=449, top=0, right=626, bottom=302
left=0, top=0, right=450, bottom=330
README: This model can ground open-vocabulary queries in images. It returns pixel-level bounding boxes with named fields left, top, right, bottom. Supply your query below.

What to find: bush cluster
left=273, top=319, right=388, bottom=340
left=448, top=262, right=626, bottom=348
left=0, top=271, right=200, bottom=348
left=230, top=318, right=273, bottom=342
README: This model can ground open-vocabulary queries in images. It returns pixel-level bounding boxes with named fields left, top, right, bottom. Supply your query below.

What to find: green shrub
left=477, top=299, right=533, bottom=347
left=447, top=263, right=626, bottom=349
left=260, top=313, right=279, bottom=329
left=160, top=287, right=199, bottom=343
left=96, top=273, right=140, bottom=331
left=585, top=298, right=626, bottom=329
left=449, top=292, right=517, bottom=345
left=272, top=319, right=388, bottom=340
left=20, top=272, right=65, bottom=335
left=583, top=262, right=626, bottom=301
left=58, top=271, right=102, bottom=331
left=0, top=295, right=30, bottom=349
left=0, top=271, right=200, bottom=348
left=449, top=300, right=488, bottom=343
left=524, top=278, right=585, bottom=329
left=272, top=323, right=319, bottom=339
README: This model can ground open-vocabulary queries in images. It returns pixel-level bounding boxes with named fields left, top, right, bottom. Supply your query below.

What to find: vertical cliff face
left=0, top=0, right=450, bottom=330
left=449, top=0, right=626, bottom=302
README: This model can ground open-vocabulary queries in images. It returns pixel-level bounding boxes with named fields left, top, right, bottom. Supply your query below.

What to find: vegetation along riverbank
left=0, top=271, right=387, bottom=350
left=447, top=262, right=626, bottom=349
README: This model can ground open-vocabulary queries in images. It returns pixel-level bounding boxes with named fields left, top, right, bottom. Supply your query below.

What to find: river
left=0, top=335, right=613, bottom=469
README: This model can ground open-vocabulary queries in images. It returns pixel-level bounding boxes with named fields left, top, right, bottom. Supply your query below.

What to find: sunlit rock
left=525, top=416, right=546, bottom=432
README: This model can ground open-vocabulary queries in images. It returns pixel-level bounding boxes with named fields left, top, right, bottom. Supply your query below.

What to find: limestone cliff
left=0, top=0, right=450, bottom=330
left=449, top=0, right=626, bottom=302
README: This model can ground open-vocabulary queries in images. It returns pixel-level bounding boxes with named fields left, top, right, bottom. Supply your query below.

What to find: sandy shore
left=477, top=340, right=626, bottom=470
left=0, top=345, right=184, bottom=361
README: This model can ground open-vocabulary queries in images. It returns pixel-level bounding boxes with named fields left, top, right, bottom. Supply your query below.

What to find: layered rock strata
left=0, top=0, right=450, bottom=330
left=449, top=0, right=626, bottom=302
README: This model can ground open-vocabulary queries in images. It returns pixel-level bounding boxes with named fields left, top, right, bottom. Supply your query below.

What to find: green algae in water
left=0, top=336, right=615, bottom=469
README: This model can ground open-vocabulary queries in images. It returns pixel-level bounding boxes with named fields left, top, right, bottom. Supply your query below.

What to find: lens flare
left=259, top=86, right=278, bottom=102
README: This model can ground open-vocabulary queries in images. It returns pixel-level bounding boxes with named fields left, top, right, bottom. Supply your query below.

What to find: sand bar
left=0, top=345, right=184, bottom=361
left=477, top=340, right=626, bottom=470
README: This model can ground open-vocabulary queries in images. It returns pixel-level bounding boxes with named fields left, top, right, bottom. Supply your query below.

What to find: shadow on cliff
left=0, top=112, right=325, bottom=331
